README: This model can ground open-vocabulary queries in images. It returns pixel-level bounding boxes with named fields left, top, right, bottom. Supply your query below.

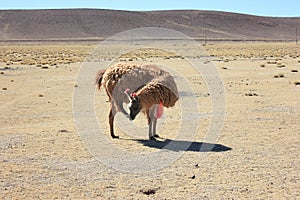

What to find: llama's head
left=124, top=89, right=141, bottom=120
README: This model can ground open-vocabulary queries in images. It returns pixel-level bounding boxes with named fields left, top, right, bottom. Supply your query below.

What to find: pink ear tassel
left=124, top=88, right=130, bottom=94
left=131, top=92, right=137, bottom=97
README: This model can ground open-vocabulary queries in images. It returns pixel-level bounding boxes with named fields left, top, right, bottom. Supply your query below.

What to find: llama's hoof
left=111, top=135, right=119, bottom=139
left=149, top=136, right=157, bottom=140
left=153, top=134, right=160, bottom=138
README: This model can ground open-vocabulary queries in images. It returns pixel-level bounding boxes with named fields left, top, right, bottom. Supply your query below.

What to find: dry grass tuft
left=140, top=188, right=159, bottom=195
left=0, top=45, right=90, bottom=67
left=245, top=93, right=259, bottom=96
left=276, top=63, right=286, bottom=68
left=274, top=73, right=284, bottom=78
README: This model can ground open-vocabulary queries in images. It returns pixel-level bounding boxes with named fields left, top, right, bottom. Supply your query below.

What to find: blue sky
left=0, top=0, right=299, bottom=17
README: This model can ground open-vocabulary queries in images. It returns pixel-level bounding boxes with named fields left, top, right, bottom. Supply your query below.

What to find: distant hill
left=0, top=9, right=299, bottom=41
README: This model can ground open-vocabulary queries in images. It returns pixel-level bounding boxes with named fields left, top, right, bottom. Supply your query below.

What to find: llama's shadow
left=131, top=138, right=232, bottom=152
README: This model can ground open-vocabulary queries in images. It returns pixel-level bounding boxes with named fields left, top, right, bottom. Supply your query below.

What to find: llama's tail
left=95, top=69, right=106, bottom=90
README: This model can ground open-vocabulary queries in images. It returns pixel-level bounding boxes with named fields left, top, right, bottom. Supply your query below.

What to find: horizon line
left=0, top=8, right=299, bottom=18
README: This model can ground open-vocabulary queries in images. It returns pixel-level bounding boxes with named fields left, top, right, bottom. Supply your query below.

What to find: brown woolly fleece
left=96, top=63, right=178, bottom=111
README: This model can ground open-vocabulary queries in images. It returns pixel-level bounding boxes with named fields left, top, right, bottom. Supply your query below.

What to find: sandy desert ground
left=0, top=42, right=299, bottom=199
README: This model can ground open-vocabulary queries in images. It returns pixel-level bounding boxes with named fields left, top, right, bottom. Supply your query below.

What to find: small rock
left=2, top=88, right=7, bottom=90
left=191, top=175, right=196, bottom=179
left=38, top=94, right=43, bottom=97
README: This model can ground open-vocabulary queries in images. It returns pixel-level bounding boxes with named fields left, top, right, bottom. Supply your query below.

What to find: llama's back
left=103, top=63, right=167, bottom=98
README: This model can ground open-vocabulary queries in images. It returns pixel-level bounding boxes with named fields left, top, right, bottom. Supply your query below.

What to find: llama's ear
left=124, top=88, right=130, bottom=94
left=131, top=93, right=138, bottom=101
left=124, top=88, right=133, bottom=101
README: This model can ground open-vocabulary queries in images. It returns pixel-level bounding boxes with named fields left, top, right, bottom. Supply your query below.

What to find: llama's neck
left=136, top=87, right=160, bottom=108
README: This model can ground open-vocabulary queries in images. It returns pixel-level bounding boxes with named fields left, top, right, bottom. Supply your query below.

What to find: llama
left=96, top=63, right=179, bottom=140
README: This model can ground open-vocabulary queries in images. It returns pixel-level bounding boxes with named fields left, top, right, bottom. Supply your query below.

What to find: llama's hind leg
left=147, top=110, right=155, bottom=140
left=152, top=117, right=160, bottom=138
left=148, top=120, right=156, bottom=140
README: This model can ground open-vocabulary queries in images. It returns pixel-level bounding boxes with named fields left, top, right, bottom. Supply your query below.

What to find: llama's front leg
left=109, top=105, right=119, bottom=139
